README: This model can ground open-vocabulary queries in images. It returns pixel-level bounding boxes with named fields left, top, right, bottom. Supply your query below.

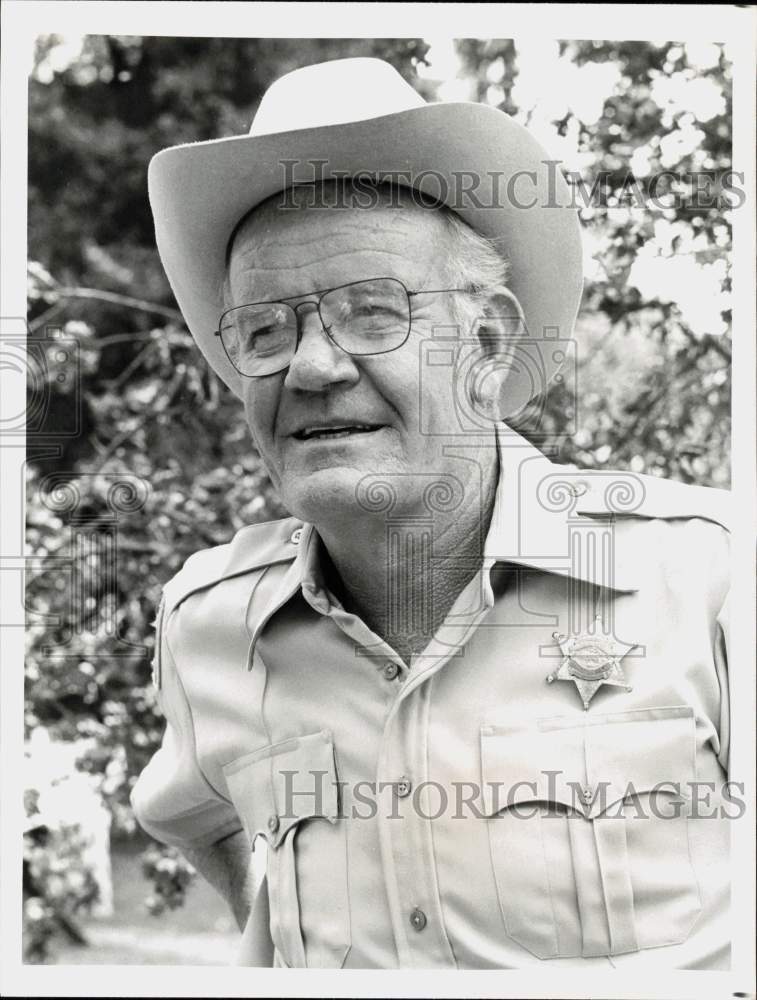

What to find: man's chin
left=281, top=467, right=370, bottom=524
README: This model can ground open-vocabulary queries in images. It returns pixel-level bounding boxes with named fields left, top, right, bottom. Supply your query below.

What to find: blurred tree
left=25, top=34, right=731, bottom=960
left=456, top=37, right=731, bottom=484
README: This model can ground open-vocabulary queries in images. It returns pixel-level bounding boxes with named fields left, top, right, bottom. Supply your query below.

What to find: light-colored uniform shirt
left=131, top=426, right=732, bottom=969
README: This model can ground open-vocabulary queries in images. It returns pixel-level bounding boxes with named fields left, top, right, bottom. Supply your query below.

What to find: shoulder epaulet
left=150, top=516, right=302, bottom=690
left=161, top=515, right=302, bottom=618
left=573, top=469, right=731, bottom=532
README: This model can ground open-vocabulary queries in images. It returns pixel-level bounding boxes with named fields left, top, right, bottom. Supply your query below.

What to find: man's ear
left=469, top=286, right=529, bottom=422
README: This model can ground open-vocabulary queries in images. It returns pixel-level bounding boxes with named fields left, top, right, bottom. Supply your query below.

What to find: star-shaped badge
left=546, top=619, right=636, bottom=710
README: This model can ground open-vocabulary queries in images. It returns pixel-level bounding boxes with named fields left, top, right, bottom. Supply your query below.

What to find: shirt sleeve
left=130, top=596, right=244, bottom=851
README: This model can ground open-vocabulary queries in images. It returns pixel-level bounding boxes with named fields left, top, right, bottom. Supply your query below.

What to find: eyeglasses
left=214, top=277, right=467, bottom=378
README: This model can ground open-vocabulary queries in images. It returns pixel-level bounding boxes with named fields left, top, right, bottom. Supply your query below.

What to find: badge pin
left=546, top=617, right=635, bottom=710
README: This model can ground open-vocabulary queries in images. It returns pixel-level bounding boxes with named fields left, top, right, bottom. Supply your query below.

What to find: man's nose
left=283, top=302, right=359, bottom=392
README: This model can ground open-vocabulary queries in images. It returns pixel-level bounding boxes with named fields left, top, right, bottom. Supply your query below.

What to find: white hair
left=438, top=207, right=509, bottom=329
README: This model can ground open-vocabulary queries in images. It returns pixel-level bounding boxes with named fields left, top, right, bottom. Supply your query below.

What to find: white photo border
left=1, top=3, right=754, bottom=998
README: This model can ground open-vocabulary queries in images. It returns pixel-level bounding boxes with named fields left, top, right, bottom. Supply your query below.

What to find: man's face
left=227, top=195, right=486, bottom=525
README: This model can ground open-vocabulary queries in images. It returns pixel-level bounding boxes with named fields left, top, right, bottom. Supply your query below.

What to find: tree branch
left=92, top=366, right=187, bottom=473
left=29, top=287, right=183, bottom=333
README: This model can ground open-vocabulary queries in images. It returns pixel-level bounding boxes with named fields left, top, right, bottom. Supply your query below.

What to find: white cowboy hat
left=148, top=56, right=583, bottom=404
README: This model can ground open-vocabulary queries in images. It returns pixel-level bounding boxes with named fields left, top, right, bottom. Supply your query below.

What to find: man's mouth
left=292, top=423, right=384, bottom=441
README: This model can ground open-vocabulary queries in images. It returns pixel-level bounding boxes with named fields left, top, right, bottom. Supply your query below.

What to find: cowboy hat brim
left=149, top=100, right=583, bottom=402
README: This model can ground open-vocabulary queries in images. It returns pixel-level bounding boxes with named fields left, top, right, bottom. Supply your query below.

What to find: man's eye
left=344, top=301, right=400, bottom=320
left=238, top=325, right=288, bottom=355
left=254, top=326, right=282, bottom=341
left=248, top=324, right=275, bottom=340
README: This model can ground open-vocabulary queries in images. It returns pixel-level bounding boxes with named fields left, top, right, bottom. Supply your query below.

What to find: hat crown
left=249, top=57, right=427, bottom=138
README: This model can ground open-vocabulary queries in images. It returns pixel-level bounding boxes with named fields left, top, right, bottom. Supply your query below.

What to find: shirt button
left=409, top=907, right=427, bottom=932
left=382, top=661, right=401, bottom=681
left=395, top=778, right=412, bottom=798
left=290, top=528, right=302, bottom=544
left=267, top=814, right=280, bottom=834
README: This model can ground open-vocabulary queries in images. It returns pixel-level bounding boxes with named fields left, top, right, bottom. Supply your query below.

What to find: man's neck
left=314, top=454, right=500, bottom=665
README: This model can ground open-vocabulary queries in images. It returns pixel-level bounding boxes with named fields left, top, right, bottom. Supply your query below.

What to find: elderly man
left=131, top=58, right=732, bottom=969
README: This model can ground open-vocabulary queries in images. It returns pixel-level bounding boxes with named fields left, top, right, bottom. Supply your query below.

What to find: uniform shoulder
left=566, top=467, right=730, bottom=602
left=571, top=467, right=731, bottom=533
left=161, top=514, right=302, bottom=614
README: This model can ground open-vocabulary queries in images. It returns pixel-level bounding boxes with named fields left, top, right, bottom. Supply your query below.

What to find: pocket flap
left=222, top=729, right=340, bottom=848
left=581, top=706, right=695, bottom=814
left=481, top=722, right=587, bottom=814
left=481, top=706, right=696, bottom=819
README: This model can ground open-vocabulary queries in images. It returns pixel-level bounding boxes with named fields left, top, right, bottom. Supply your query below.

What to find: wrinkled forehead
left=225, top=180, right=450, bottom=277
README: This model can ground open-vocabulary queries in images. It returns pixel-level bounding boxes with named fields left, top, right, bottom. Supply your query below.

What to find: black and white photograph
left=1, top=3, right=755, bottom=997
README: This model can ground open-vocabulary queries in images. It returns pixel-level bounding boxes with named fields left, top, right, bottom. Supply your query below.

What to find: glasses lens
left=321, top=278, right=410, bottom=355
left=219, top=303, right=296, bottom=376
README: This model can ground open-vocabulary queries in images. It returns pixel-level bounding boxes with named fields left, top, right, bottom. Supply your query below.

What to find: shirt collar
left=484, top=423, right=639, bottom=592
left=248, top=521, right=317, bottom=655
left=250, top=423, right=639, bottom=652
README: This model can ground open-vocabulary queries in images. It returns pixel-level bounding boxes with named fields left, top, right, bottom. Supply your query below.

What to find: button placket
left=376, top=683, right=456, bottom=967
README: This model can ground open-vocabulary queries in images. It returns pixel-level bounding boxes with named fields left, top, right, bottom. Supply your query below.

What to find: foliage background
left=24, top=35, right=732, bottom=962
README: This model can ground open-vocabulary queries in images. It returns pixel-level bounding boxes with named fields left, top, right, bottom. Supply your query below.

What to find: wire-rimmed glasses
left=214, top=276, right=468, bottom=377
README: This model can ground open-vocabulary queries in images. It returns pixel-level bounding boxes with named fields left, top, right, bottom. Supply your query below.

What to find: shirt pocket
left=480, top=706, right=702, bottom=959
left=222, top=729, right=350, bottom=968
